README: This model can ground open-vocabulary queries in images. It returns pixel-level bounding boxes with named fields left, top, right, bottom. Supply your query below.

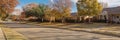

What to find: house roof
left=103, top=6, right=120, bottom=14
left=71, top=12, right=77, bottom=16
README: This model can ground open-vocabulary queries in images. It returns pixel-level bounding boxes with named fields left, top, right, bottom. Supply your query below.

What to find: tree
left=23, top=3, right=39, bottom=18
left=52, top=0, right=72, bottom=23
left=45, top=6, right=61, bottom=23
left=23, top=3, right=47, bottom=22
left=77, top=0, right=103, bottom=23
left=38, top=4, right=47, bottom=22
left=44, top=1, right=61, bottom=23
left=0, top=0, right=18, bottom=20
left=44, top=7, right=54, bottom=23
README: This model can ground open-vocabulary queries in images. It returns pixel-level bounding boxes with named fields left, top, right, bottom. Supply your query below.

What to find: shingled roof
left=103, top=6, right=120, bottom=14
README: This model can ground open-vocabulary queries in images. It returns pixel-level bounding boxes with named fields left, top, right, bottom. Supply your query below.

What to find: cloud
left=99, top=0, right=120, bottom=7
left=50, top=0, right=54, bottom=3
left=50, top=0, right=120, bottom=7
left=71, top=0, right=78, bottom=3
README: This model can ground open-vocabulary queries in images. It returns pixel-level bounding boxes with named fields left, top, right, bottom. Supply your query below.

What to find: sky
left=98, top=0, right=120, bottom=7
left=15, top=0, right=120, bottom=12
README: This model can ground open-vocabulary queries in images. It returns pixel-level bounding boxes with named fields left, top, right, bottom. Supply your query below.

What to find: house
left=99, top=6, right=120, bottom=23
left=105, top=6, right=120, bottom=23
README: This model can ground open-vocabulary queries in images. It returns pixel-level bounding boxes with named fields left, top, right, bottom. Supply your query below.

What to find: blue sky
left=16, top=0, right=120, bottom=12
left=16, top=0, right=78, bottom=12
left=16, top=0, right=49, bottom=10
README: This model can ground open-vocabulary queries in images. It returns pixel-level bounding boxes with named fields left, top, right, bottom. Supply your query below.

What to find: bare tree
left=52, top=0, right=72, bottom=23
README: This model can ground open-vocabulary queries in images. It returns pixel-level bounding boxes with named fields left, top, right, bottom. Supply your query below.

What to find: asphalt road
left=3, top=23, right=120, bottom=40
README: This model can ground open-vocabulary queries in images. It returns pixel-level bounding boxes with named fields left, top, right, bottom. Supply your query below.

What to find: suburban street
left=1, top=0, right=120, bottom=40
left=2, top=22, right=120, bottom=40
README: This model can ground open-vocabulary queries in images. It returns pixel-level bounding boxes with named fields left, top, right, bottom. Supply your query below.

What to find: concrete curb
left=0, top=28, right=5, bottom=40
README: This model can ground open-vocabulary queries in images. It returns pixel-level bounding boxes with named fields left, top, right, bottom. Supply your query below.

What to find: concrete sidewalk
left=0, top=28, right=5, bottom=40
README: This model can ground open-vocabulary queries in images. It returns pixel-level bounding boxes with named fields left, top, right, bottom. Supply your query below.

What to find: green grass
left=2, top=28, right=28, bottom=40
left=25, top=22, right=108, bottom=28
left=35, top=23, right=108, bottom=28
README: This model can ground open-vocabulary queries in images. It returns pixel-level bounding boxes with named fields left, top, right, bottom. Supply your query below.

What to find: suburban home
left=99, top=6, right=120, bottom=23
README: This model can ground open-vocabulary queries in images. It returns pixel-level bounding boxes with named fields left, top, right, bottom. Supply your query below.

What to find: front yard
left=2, top=28, right=28, bottom=40
left=67, top=23, right=120, bottom=37
left=25, top=22, right=120, bottom=37
left=0, top=24, right=28, bottom=40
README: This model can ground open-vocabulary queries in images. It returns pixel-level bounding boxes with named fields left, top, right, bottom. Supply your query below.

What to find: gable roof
left=103, top=6, right=120, bottom=14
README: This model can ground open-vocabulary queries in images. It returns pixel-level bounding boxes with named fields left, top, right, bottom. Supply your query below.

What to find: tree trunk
left=53, top=17, right=55, bottom=23
left=49, top=17, right=56, bottom=23
left=62, top=18, right=65, bottom=23
left=49, top=17, right=52, bottom=23
left=88, top=18, right=91, bottom=23
left=0, top=17, right=2, bottom=22
left=42, top=18, right=44, bottom=22
left=1, top=14, right=8, bottom=21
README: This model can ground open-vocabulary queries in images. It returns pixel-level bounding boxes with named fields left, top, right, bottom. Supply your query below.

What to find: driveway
left=3, top=23, right=120, bottom=40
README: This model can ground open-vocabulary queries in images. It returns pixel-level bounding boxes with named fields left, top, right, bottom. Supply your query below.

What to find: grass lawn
left=1, top=28, right=28, bottom=40
left=30, top=22, right=109, bottom=28
left=68, top=24, right=120, bottom=37
left=0, top=23, right=28, bottom=40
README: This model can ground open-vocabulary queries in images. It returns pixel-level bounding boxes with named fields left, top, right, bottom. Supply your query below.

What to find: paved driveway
left=4, top=23, right=120, bottom=40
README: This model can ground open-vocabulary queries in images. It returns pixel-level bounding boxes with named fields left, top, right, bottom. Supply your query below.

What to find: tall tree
left=37, top=4, right=47, bottom=22
left=45, top=6, right=61, bottom=23
left=44, top=0, right=61, bottom=23
left=77, top=0, right=103, bottom=23
left=0, top=0, right=18, bottom=20
left=52, top=0, right=72, bottom=23
left=23, top=3, right=39, bottom=13
left=23, top=3, right=47, bottom=22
